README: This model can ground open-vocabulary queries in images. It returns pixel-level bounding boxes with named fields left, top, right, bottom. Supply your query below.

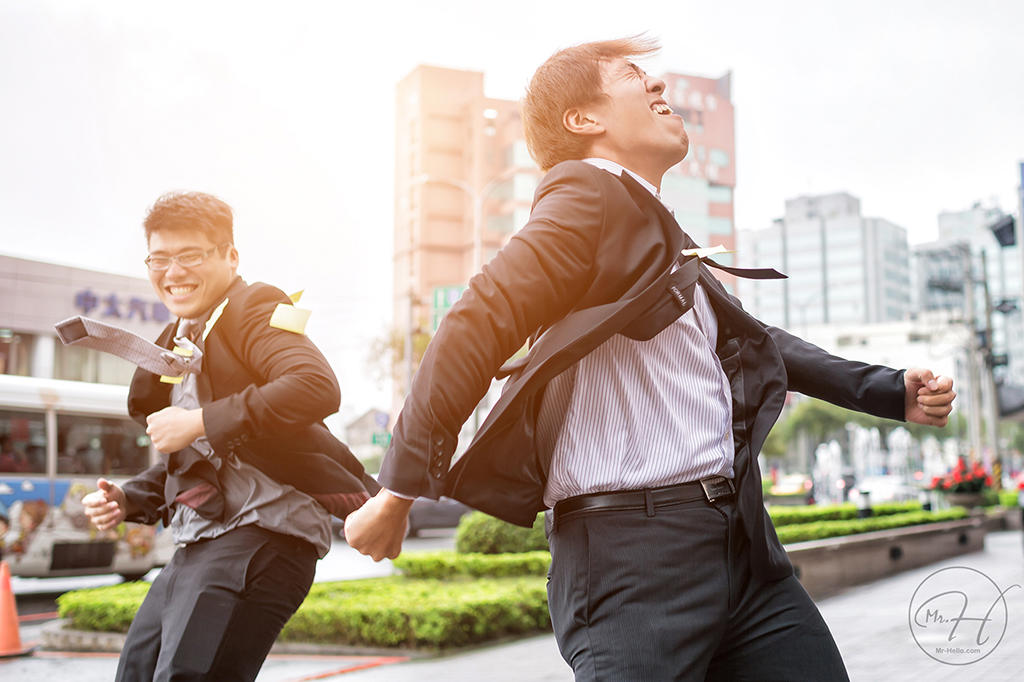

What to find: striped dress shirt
left=539, top=158, right=734, bottom=507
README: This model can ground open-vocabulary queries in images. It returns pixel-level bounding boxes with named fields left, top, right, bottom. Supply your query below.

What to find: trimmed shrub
left=57, top=576, right=551, bottom=649
left=455, top=511, right=548, bottom=554
left=393, top=551, right=550, bottom=579
left=775, top=508, right=967, bottom=544
left=285, top=577, right=549, bottom=648
left=57, top=581, right=150, bottom=633
left=769, top=501, right=921, bottom=527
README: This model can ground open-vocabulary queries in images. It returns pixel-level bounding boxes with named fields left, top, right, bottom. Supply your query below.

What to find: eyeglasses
left=144, top=243, right=230, bottom=271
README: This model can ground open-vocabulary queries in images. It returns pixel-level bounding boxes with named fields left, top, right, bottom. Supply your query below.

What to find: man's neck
left=583, top=158, right=662, bottom=199
left=584, top=151, right=668, bottom=191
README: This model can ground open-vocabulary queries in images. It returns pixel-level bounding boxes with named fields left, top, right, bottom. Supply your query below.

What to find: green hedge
left=455, top=511, right=547, bottom=554
left=393, top=551, right=550, bottom=579
left=56, top=581, right=151, bottom=633
left=769, top=501, right=922, bottom=526
left=452, top=502, right=934, bottom=552
left=282, top=577, right=549, bottom=647
left=58, top=576, right=551, bottom=649
left=775, top=508, right=967, bottom=544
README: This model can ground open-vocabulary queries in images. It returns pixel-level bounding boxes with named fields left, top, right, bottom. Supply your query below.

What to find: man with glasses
left=82, top=191, right=376, bottom=681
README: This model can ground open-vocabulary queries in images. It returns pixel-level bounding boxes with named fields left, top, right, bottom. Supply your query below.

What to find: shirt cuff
left=385, top=488, right=417, bottom=501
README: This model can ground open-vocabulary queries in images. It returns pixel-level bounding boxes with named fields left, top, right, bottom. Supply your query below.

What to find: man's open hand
left=81, top=478, right=127, bottom=531
left=904, top=368, right=955, bottom=427
left=344, top=490, right=413, bottom=561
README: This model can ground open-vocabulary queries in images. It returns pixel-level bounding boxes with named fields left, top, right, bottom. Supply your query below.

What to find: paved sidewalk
left=822, top=529, right=1024, bottom=681
left=343, top=530, right=1024, bottom=681
left=4, top=530, right=1021, bottom=681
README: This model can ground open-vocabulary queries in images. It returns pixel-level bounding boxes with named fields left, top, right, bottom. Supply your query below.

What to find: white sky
left=2, top=0, right=1023, bottom=416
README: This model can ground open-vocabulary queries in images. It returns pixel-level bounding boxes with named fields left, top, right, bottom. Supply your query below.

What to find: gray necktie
left=54, top=316, right=192, bottom=377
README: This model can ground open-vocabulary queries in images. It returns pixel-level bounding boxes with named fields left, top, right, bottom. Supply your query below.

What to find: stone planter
left=787, top=517, right=986, bottom=600
left=944, top=492, right=985, bottom=508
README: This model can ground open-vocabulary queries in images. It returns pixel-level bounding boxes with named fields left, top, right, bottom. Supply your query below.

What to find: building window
left=709, top=148, right=731, bottom=167
left=0, top=330, right=33, bottom=377
left=486, top=214, right=515, bottom=234
left=708, top=217, right=733, bottom=237
left=708, top=186, right=732, bottom=203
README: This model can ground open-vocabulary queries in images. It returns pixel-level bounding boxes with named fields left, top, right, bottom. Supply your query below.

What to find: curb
left=40, top=619, right=429, bottom=658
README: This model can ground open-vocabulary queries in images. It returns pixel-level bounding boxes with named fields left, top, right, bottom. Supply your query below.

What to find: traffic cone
left=0, top=560, right=34, bottom=657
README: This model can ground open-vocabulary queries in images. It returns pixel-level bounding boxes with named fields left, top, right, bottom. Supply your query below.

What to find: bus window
left=57, top=414, right=150, bottom=476
left=0, top=409, right=46, bottom=474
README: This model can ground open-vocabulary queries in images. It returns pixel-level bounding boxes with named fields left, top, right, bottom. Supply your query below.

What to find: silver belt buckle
left=700, top=475, right=735, bottom=503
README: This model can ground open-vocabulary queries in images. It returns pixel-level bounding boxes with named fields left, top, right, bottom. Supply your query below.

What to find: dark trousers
left=115, top=525, right=317, bottom=682
left=547, top=496, right=849, bottom=681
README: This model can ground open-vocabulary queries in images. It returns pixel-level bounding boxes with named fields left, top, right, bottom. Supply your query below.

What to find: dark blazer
left=121, top=278, right=378, bottom=525
left=379, top=160, right=906, bottom=579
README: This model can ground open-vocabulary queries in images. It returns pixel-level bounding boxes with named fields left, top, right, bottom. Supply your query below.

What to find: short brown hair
left=523, top=35, right=660, bottom=171
left=144, top=191, right=233, bottom=245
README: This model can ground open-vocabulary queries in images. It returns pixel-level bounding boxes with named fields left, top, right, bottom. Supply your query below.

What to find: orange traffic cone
left=0, top=560, right=34, bottom=657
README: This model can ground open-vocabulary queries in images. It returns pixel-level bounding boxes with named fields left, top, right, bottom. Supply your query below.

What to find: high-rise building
left=659, top=71, right=736, bottom=290
left=738, top=192, right=911, bottom=329
left=393, top=65, right=539, bottom=407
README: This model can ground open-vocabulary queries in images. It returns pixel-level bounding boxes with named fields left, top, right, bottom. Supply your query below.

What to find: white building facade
left=738, top=192, right=911, bottom=330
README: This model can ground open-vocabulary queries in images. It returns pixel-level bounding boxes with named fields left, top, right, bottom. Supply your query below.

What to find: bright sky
left=2, top=0, right=1023, bottom=417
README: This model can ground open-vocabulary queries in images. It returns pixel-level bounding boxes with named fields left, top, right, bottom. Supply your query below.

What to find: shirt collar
left=582, top=158, right=672, bottom=212
left=581, top=157, right=658, bottom=195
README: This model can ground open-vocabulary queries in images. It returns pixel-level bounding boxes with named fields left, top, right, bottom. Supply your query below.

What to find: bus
left=0, top=374, right=171, bottom=580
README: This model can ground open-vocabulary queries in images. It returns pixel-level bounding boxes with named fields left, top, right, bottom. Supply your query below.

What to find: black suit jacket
left=121, top=278, right=378, bottom=525
left=379, top=160, right=905, bottom=579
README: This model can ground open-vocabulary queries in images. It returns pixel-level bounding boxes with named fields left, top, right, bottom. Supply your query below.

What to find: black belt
left=553, top=476, right=736, bottom=525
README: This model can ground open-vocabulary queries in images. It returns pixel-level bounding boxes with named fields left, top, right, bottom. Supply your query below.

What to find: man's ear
left=562, top=107, right=604, bottom=137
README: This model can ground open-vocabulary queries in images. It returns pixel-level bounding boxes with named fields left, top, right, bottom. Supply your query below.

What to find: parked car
left=332, top=496, right=472, bottom=540
left=766, top=474, right=815, bottom=506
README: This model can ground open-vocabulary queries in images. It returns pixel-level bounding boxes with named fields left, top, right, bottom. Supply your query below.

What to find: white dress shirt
left=538, top=158, right=735, bottom=507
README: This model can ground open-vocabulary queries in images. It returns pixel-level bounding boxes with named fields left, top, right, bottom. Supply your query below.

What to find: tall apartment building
left=738, top=192, right=911, bottom=329
left=393, top=65, right=741, bottom=408
left=659, top=71, right=737, bottom=290
left=393, top=65, right=538, bottom=404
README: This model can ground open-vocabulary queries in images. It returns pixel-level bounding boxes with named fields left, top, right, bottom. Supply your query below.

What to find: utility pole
left=979, top=250, right=1001, bottom=465
left=962, top=246, right=985, bottom=462
left=1017, top=162, right=1024, bottom=324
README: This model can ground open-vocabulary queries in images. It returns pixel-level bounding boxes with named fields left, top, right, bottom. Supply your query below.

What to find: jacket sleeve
left=766, top=325, right=907, bottom=421
left=121, top=462, right=168, bottom=525
left=379, top=161, right=607, bottom=498
left=201, top=285, right=342, bottom=454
